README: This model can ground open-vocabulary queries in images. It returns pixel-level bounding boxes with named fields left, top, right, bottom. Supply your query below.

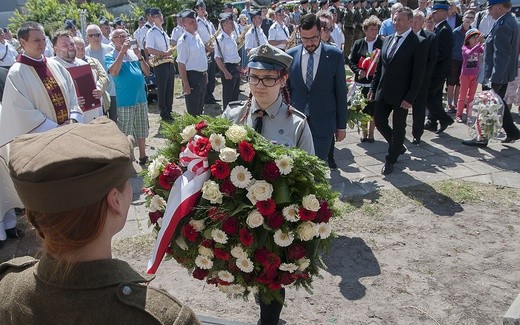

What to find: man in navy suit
left=286, top=13, right=347, bottom=165
left=368, top=7, right=428, bottom=175
left=463, top=0, right=520, bottom=146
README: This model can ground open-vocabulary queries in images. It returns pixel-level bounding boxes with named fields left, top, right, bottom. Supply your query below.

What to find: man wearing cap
left=424, top=0, right=455, bottom=134
left=145, top=8, right=175, bottom=121
left=343, top=0, right=356, bottom=57
left=0, top=28, right=18, bottom=69
left=330, top=7, right=345, bottom=50
left=467, top=0, right=520, bottom=144
left=287, top=13, right=348, bottom=165
left=50, top=31, right=104, bottom=123
left=64, top=19, right=82, bottom=38
left=261, top=7, right=274, bottom=38
left=269, top=7, right=291, bottom=50
left=195, top=1, right=219, bottom=106
left=113, top=17, right=125, bottom=30
left=2, top=28, right=20, bottom=51
left=99, top=18, right=112, bottom=44
left=377, top=0, right=391, bottom=20
left=133, top=16, right=147, bottom=49
left=368, top=7, right=428, bottom=175
left=245, top=10, right=269, bottom=53
left=170, top=14, right=185, bottom=46
left=215, top=13, right=241, bottom=109
left=301, top=0, right=310, bottom=15
left=311, top=0, right=320, bottom=12
left=223, top=3, right=240, bottom=40
left=177, top=10, right=208, bottom=116
left=319, top=0, right=330, bottom=10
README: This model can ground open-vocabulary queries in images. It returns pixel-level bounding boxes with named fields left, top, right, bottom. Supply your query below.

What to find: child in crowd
left=456, top=28, right=484, bottom=123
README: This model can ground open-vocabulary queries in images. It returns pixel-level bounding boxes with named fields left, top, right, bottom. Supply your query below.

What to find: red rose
left=222, top=216, right=239, bottom=235
left=211, top=160, right=230, bottom=179
left=254, top=248, right=281, bottom=269
left=193, top=268, right=209, bottom=280
left=265, top=211, right=283, bottom=229
left=201, top=239, right=215, bottom=248
left=195, top=121, right=207, bottom=132
left=208, top=207, right=228, bottom=221
left=220, top=179, right=236, bottom=196
left=182, top=224, right=198, bottom=242
left=238, top=141, right=255, bottom=162
left=239, top=228, right=254, bottom=246
left=256, top=199, right=276, bottom=216
left=213, top=248, right=232, bottom=260
left=268, top=281, right=282, bottom=291
left=299, top=207, right=317, bottom=221
left=279, top=272, right=296, bottom=286
left=254, top=248, right=271, bottom=265
left=149, top=210, right=163, bottom=224
left=193, top=137, right=211, bottom=156
left=287, top=243, right=306, bottom=260
left=159, top=162, right=183, bottom=190
left=262, top=161, right=280, bottom=181
left=315, top=200, right=332, bottom=223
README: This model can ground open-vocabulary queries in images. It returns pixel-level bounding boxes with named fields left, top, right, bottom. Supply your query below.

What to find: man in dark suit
left=424, top=0, right=455, bottom=134
left=463, top=0, right=520, bottom=146
left=368, top=7, right=428, bottom=175
left=410, top=9, right=438, bottom=144
left=287, top=13, right=348, bottom=165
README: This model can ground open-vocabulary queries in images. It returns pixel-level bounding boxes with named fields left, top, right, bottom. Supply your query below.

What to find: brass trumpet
left=236, top=24, right=252, bottom=49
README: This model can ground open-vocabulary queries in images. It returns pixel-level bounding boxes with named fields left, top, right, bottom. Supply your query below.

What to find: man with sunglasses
left=286, top=13, right=347, bottom=168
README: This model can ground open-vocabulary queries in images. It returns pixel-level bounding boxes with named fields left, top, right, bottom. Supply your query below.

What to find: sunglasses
left=88, top=33, right=101, bottom=38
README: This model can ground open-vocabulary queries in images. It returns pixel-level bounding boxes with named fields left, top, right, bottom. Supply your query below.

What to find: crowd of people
left=0, top=0, right=519, bottom=323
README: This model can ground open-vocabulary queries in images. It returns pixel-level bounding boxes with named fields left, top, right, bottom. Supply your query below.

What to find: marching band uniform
left=196, top=0, right=219, bottom=105
left=0, top=40, right=17, bottom=69
left=268, top=21, right=290, bottom=51
left=145, top=8, right=175, bottom=121
left=245, top=10, right=268, bottom=52
left=177, top=10, right=208, bottom=116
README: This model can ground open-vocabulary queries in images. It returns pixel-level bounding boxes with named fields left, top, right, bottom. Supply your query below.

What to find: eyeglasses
left=301, top=34, right=320, bottom=42
left=113, top=34, right=128, bottom=39
left=88, top=33, right=101, bottom=38
left=248, top=75, right=281, bottom=87
left=322, top=27, right=334, bottom=33
left=465, top=16, right=475, bottom=19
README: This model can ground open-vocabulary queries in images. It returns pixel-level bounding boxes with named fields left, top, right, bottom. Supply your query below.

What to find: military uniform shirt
left=222, top=95, right=315, bottom=154
left=197, top=17, right=216, bottom=44
left=171, top=26, right=185, bottom=44
left=268, top=22, right=290, bottom=50
left=145, top=25, right=170, bottom=53
left=132, top=26, right=147, bottom=49
left=214, top=32, right=241, bottom=64
left=332, top=23, right=345, bottom=50
left=245, top=26, right=268, bottom=51
left=177, top=32, right=208, bottom=72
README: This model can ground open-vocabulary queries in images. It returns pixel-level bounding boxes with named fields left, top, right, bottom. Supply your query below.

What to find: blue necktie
left=306, top=52, right=314, bottom=89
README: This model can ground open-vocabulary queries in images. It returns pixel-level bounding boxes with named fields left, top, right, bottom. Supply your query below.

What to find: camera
left=129, top=38, right=137, bottom=49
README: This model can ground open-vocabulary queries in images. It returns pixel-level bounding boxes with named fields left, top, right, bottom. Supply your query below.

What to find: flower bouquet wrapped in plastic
left=346, top=84, right=373, bottom=133
left=467, top=90, right=505, bottom=141
left=143, top=114, right=339, bottom=304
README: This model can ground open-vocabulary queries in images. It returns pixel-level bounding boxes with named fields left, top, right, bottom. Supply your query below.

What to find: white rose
left=198, top=245, right=214, bottom=257
left=297, top=257, right=310, bottom=271
left=225, top=124, right=247, bottom=143
left=181, top=125, right=197, bottom=143
left=246, top=180, right=274, bottom=204
left=149, top=195, right=166, bottom=212
left=209, top=133, right=226, bottom=151
left=302, top=194, right=320, bottom=212
left=317, top=222, right=332, bottom=239
left=230, top=245, right=247, bottom=259
left=189, top=219, right=205, bottom=232
left=246, top=210, right=264, bottom=228
left=219, top=147, right=238, bottom=163
left=147, top=156, right=168, bottom=179
left=297, top=221, right=318, bottom=241
left=202, top=180, right=223, bottom=204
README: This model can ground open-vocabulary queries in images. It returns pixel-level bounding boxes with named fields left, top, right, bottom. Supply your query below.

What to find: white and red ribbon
left=147, top=136, right=211, bottom=274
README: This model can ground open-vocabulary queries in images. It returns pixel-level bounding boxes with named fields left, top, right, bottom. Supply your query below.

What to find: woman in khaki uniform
left=0, top=118, right=200, bottom=325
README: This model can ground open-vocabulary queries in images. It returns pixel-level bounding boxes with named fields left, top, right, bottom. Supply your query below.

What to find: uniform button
left=122, top=286, right=132, bottom=295
left=270, top=115, right=274, bottom=118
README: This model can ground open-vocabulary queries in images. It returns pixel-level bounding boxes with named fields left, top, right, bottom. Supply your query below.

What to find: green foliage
left=9, top=0, right=113, bottom=36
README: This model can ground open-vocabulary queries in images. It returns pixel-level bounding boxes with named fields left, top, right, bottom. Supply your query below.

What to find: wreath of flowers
left=143, top=114, right=339, bottom=304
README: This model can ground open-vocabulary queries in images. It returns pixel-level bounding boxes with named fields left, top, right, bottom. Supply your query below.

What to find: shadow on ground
left=323, top=236, right=380, bottom=301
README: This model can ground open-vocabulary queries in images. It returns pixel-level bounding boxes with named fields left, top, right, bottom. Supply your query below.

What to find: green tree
left=130, top=0, right=225, bottom=26
left=9, top=0, right=113, bottom=36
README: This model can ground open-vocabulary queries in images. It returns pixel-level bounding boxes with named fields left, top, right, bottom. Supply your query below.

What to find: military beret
left=247, top=43, right=293, bottom=71
left=150, top=8, right=162, bottom=16
left=249, top=10, right=262, bottom=18
left=195, top=0, right=206, bottom=8
left=432, top=0, right=450, bottom=10
left=179, top=9, right=197, bottom=19
left=487, top=0, right=508, bottom=6
left=9, top=118, right=139, bottom=214
left=219, top=12, right=234, bottom=21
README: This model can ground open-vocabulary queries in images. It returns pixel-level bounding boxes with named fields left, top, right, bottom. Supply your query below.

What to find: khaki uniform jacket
left=0, top=255, right=201, bottom=325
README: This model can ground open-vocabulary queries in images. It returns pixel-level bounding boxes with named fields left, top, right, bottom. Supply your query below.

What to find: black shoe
left=411, top=138, right=421, bottom=145
left=5, top=226, right=25, bottom=239
left=381, top=162, right=394, bottom=175
left=462, top=138, right=488, bottom=147
left=424, top=121, right=438, bottom=132
left=204, top=99, right=218, bottom=104
left=367, top=138, right=375, bottom=143
left=139, top=156, right=149, bottom=166
left=502, top=134, right=520, bottom=143
left=436, top=118, right=454, bottom=134
left=328, top=159, right=338, bottom=170
left=400, top=146, right=407, bottom=155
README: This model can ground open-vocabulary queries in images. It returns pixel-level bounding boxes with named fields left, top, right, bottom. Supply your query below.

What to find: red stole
left=16, top=54, right=69, bottom=124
